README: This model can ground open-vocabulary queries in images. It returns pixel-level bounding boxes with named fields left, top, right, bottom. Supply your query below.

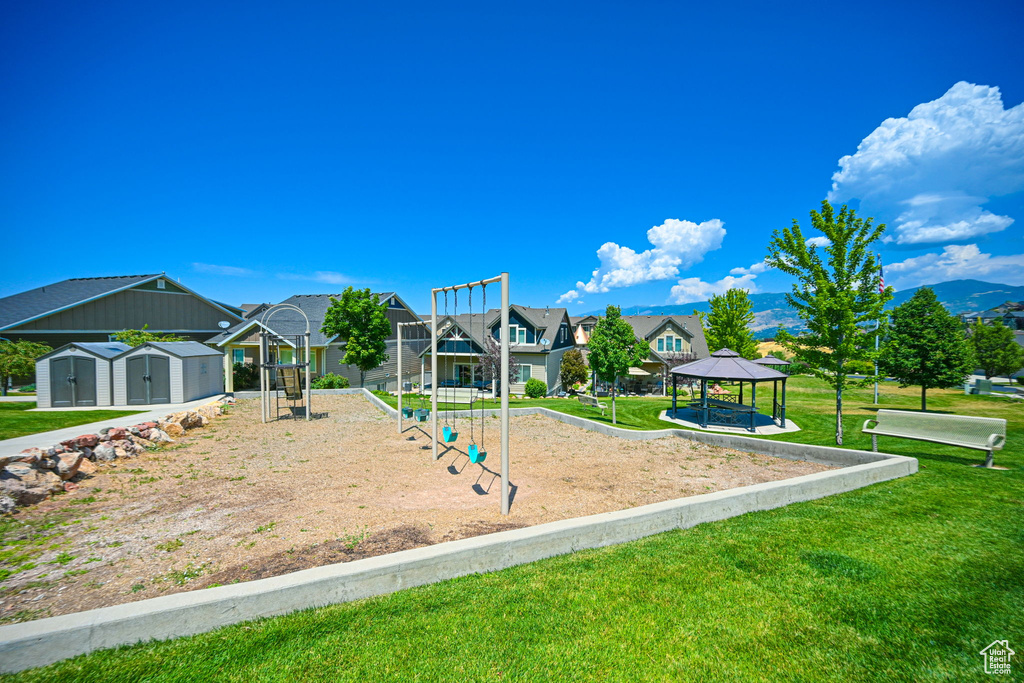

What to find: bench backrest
left=578, top=395, right=600, bottom=406
left=875, top=409, right=1006, bottom=443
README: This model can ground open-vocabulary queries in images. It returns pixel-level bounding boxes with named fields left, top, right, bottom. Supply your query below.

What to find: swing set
left=430, top=272, right=511, bottom=514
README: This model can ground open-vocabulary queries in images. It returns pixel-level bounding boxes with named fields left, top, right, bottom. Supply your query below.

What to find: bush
left=232, top=362, right=260, bottom=390
left=524, top=378, right=547, bottom=398
left=18, top=384, right=36, bottom=392
left=311, top=373, right=350, bottom=389
left=846, top=360, right=875, bottom=376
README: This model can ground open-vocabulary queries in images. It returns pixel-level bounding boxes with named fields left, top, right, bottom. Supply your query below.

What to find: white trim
left=11, top=329, right=225, bottom=334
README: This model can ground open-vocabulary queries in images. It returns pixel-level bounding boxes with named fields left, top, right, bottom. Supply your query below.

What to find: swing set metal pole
left=500, top=271, right=510, bottom=515
left=431, top=291, right=438, bottom=461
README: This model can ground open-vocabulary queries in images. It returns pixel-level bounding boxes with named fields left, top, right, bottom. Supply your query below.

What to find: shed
left=36, top=342, right=131, bottom=408
left=112, top=341, right=223, bottom=406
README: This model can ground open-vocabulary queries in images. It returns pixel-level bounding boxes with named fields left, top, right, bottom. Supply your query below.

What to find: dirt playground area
left=0, top=395, right=834, bottom=622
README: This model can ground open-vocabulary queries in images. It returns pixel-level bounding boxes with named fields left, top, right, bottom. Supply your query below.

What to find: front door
left=50, top=356, right=97, bottom=407
left=127, top=354, right=172, bottom=405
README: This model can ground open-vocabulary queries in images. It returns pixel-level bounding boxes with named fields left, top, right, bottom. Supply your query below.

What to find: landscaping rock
left=93, top=442, right=118, bottom=462
left=132, top=437, right=155, bottom=450
left=61, top=434, right=99, bottom=450
left=77, top=459, right=98, bottom=476
left=160, top=422, right=185, bottom=438
left=148, top=428, right=174, bottom=444
left=0, top=464, right=63, bottom=506
left=143, top=421, right=157, bottom=429
left=63, top=481, right=78, bottom=492
left=37, top=458, right=56, bottom=470
left=108, top=427, right=129, bottom=441
left=0, top=495, right=16, bottom=515
left=128, top=426, right=142, bottom=437
left=113, top=445, right=131, bottom=459
left=52, top=453, right=85, bottom=480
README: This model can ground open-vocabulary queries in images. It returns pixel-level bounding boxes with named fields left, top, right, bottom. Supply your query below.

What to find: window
left=510, top=325, right=527, bottom=345
left=516, top=364, right=532, bottom=383
left=675, top=338, right=682, bottom=352
left=156, top=279, right=165, bottom=289
left=657, top=338, right=664, bottom=352
left=665, top=335, right=673, bottom=351
left=232, top=348, right=245, bottom=364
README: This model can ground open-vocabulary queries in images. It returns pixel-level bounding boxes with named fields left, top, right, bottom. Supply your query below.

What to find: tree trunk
left=1, top=375, right=7, bottom=397
left=835, top=385, right=843, bottom=445
left=921, top=385, right=927, bottom=411
left=359, top=370, right=365, bottom=388
left=611, top=383, right=617, bottom=425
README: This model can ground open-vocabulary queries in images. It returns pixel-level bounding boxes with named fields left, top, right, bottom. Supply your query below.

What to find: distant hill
left=585, top=280, right=1024, bottom=340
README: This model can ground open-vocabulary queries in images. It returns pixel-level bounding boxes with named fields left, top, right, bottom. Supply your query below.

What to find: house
left=421, top=305, right=575, bottom=395
left=0, top=274, right=244, bottom=350
left=571, top=314, right=709, bottom=394
left=209, top=292, right=430, bottom=391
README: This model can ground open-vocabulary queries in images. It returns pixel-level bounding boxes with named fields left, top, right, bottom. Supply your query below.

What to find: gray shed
left=112, top=342, right=223, bottom=406
left=36, top=342, right=131, bottom=408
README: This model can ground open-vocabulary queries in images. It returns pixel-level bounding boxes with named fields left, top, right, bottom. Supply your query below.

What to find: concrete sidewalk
left=0, top=396, right=36, bottom=403
left=0, top=394, right=229, bottom=456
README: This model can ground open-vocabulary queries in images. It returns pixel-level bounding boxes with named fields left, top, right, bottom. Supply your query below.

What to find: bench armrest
left=862, top=418, right=878, bottom=432
left=988, top=433, right=1006, bottom=451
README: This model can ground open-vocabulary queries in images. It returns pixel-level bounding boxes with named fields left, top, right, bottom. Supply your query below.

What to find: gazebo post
left=750, top=381, right=757, bottom=433
left=671, top=374, right=677, bottom=417
left=701, top=378, right=708, bottom=428
left=739, top=381, right=743, bottom=405
left=781, top=377, right=787, bottom=428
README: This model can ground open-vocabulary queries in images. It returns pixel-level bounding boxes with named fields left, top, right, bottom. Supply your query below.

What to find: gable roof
left=618, top=315, right=709, bottom=358
left=124, top=341, right=222, bottom=359
left=0, top=275, right=159, bottom=330
left=38, top=341, right=132, bottom=361
left=671, top=347, right=786, bottom=381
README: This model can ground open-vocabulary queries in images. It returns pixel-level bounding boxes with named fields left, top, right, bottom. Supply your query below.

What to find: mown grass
left=4, top=378, right=1022, bottom=681
left=0, top=403, right=145, bottom=440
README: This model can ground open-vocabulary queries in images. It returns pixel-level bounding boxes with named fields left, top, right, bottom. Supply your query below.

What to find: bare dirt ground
left=0, top=395, right=833, bottom=622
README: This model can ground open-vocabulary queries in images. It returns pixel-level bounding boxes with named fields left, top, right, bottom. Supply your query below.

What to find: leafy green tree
left=321, top=287, right=391, bottom=388
left=970, top=319, right=1024, bottom=381
left=766, top=201, right=891, bottom=445
left=112, top=324, right=185, bottom=347
left=559, top=348, right=588, bottom=394
left=704, top=288, right=758, bottom=358
left=587, top=305, right=650, bottom=424
left=0, top=340, right=51, bottom=396
left=878, top=288, right=975, bottom=410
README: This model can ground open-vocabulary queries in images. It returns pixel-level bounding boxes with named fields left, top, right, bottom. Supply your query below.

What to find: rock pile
left=0, top=398, right=234, bottom=514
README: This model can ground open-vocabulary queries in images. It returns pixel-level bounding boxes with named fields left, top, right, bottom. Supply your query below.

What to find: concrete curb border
left=0, top=392, right=918, bottom=673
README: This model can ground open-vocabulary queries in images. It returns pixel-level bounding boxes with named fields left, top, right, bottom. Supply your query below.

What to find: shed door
left=71, top=357, right=97, bottom=406
left=50, top=357, right=74, bottom=408
left=149, top=356, right=171, bottom=403
left=126, top=356, right=149, bottom=405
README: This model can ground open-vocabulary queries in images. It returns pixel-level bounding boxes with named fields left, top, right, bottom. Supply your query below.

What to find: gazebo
left=670, top=348, right=789, bottom=432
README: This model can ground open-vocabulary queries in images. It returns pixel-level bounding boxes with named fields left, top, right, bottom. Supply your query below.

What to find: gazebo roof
left=671, top=348, right=788, bottom=381
left=752, top=354, right=791, bottom=367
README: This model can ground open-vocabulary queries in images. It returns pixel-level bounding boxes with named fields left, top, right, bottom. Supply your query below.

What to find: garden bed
left=0, top=395, right=833, bottom=622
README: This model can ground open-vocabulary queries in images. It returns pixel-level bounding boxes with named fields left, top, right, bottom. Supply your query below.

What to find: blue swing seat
left=442, top=425, right=459, bottom=443
left=402, top=406, right=414, bottom=418
left=414, top=409, right=429, bottom=422
left=468, top=444, right=487, bottom=464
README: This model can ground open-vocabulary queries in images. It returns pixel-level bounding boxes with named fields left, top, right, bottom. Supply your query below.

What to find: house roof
left=419, top=305, right=572, bottom=357
left=671, top=348, right=787, bottom=381
left=0, top=274, right=161, bottom=330
left=128, top=341, right=221, bottom=358
left=37, top=341, right=132, bottom=361
left=208, top=292, right=413, bottom=348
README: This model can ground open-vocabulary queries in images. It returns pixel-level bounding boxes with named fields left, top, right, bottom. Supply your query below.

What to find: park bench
left=862, top=409, right=1007, bottom=467
left=577, top=394, right=607, bottom=416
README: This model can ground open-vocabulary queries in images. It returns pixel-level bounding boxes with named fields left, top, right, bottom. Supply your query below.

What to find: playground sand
left=0, top=394, right=833, bottom=622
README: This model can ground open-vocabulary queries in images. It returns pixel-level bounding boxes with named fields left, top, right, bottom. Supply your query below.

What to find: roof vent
left=544, top=306, right=549, bottom=316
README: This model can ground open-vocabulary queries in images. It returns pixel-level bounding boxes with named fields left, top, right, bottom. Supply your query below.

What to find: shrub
left=18, top=384, right=36, bottom=392
left=232, top=362, right=260, bottom=390
left=311, top=373, right=350, bottom=389
left=846, top=360, right=875, bottom=376
left=524, top=378, right=547, bottom=398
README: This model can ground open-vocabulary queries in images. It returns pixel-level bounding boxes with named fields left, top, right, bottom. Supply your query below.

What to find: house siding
left=327, top=338, right=430, bottom=390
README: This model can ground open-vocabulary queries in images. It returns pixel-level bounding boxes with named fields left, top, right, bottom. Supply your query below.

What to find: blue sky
left=2, top=0, right=1023, bottom=315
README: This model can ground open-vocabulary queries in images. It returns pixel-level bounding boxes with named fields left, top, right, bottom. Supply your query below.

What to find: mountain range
left=586, top=280, right=1024, bottom=339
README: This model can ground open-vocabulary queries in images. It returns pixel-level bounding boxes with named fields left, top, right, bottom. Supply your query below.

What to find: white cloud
left=556, top=289, right=579, bottom=304
left=829, top=81, right=1024, bottom=246
left=559, top=218, right=726, bottom=302
left=278, top=271, right=352, bottom=285
left=805, top=236, right=832, bottom=248
left=669, top=274, right=759, bottom=303
left=192, top=262, right=259, bottom=277
left=729, top=261, right=770, bottom=276
left=884, top=244, right=1024, bottom=290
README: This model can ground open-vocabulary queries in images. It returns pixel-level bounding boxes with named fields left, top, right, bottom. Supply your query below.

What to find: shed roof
left=671, top=348, right=787, bottom=381
left=37, top=341, right=132, bottom=361
left=136, top=341, right=221, bottom=358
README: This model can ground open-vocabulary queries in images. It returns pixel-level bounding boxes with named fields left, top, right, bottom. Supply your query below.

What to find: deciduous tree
left=970, top=319, right=1024, bottom=381
left=587, top=305, right=649, bottom=424
left=321, top=287, right=391, bottom=388
left=878, top=287, right=975, bottom=410
left=0, top=340, right=51, bottom=396
left=559, top=348, right=588, bottom=394
left=112, top=325, right=185, bottom=347
left=704, top=288, right=758, bottom=358
left=765, top=201, right=891, bottom=444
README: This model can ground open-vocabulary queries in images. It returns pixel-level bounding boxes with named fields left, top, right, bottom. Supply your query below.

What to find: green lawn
left=5, top=379, right=1022, bottom=681
left=0, top=403, right=145, bottom=441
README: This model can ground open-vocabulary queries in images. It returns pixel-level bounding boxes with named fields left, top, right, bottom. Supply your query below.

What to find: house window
left=675, top=338, right=682, bottom=352
left=657, top=338, right=664, bottom=352
left=516, top=364, right=532, bottom=383
left=232, top=348, right=245, bottom=364
left=665, top=335, right=673, bottom=351
left=157, top=279, right=165, bottom=289
left=509, top=325, right=527, bottom=345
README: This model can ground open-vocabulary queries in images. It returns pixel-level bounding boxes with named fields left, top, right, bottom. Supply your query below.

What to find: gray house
left=209, top=292, right=430, bottom=391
